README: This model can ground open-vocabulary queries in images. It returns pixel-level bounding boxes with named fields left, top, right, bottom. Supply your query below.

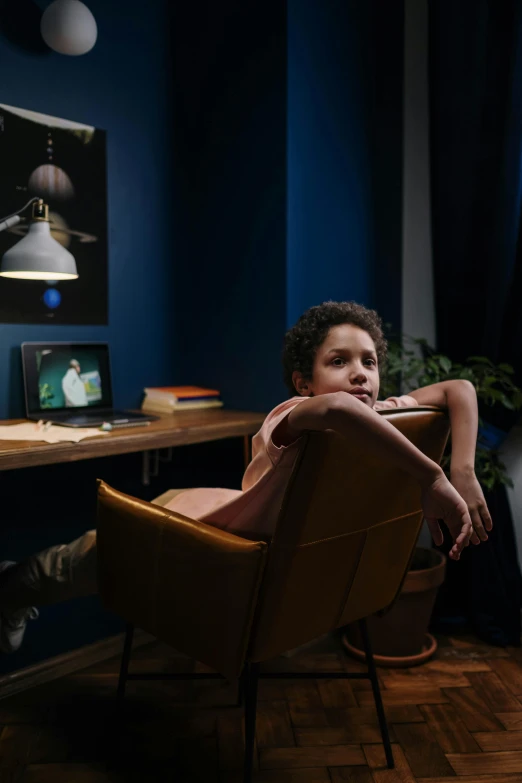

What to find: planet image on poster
left=7, top=211, right=97, bottom=244
left=43, top=288, right=62, bottom=309
left=28, top=164, right=75, bottom=200
left=48, top=212, right=72, bottom=248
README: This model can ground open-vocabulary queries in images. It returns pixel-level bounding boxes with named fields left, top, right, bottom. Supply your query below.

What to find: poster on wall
left=0, top=103, right=107, bottom=324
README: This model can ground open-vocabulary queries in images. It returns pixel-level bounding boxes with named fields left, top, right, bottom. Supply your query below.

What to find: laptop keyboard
left=47, top=410, right=152, bottom=427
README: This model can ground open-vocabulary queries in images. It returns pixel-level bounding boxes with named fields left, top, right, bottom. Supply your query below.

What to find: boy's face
left=293, top=323, right=380, bottom=407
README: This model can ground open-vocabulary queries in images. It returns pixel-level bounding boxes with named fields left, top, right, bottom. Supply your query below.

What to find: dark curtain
left=428, top=0, right=522, bottom=646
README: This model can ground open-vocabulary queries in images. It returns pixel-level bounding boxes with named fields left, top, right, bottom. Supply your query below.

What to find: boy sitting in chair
left=0, top=301, right=492, bottom=653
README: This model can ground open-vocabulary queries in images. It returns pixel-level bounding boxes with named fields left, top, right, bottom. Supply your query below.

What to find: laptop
left=21, top=342, right=158, bottom=428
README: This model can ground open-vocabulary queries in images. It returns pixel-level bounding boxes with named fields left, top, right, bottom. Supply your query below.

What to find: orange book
left=144, top=386, right=220, bottom=400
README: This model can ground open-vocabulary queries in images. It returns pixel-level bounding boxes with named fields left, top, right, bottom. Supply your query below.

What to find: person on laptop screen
left=21, top=342, right=157, bottom=428
left=62, top=360, right=88, bottom=408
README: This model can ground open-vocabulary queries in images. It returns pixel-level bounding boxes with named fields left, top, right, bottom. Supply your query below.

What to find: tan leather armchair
left=97, top=407, right=449, bottom=781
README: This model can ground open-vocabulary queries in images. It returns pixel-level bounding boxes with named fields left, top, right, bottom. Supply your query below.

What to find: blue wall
left=287, top=0, right=404, bottom=331
left=0, top=0, right=176, bottom=419
left=0, top=0, right=403, bottom=419
left=287, top=0, right=374, bottom=326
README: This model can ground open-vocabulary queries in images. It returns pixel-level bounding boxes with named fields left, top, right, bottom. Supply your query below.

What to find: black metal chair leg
left=358, top=618, right=394, bottom=769
left=243, top=662, right=260, bottom=783
left=117, top=623, right=134, bottom=701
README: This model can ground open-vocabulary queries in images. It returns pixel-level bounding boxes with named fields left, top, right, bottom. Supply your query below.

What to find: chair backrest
left=248, top=407, right=449, bottom=662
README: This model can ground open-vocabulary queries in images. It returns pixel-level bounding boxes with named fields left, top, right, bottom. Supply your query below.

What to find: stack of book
left=141, top=386, right=223, bottom=414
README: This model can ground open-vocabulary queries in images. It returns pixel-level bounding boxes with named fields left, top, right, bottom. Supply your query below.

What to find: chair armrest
left=96, top=480, right=268, bottom=680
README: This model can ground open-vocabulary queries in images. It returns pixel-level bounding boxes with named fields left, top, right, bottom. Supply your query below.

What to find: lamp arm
left=0, top=197, right=42, bottom=230
left=0, top=215, right=21, bottom=233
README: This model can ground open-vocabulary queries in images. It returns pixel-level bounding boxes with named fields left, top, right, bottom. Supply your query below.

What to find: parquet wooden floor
left=1, top=630, right=522, bottom=783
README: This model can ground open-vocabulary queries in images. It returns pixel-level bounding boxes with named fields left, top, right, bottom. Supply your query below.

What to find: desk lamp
left=0, top=197, right=78, bottom=280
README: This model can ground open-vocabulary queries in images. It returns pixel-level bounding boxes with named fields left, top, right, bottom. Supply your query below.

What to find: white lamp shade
left=0, top=221, right=78, bottom=280
left=41, top=0, right=98, bottom=56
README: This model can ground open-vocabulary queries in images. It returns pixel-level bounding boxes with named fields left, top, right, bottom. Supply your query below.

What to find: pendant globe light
left=41, top=0, right=98, bottom=56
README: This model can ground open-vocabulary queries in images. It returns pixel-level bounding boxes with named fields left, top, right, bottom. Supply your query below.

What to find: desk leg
left=158, top=447, right=173, bottom=463
left=144, top=440, right=252, bottom=484
left=142, top=451, right=150, bottom=486
left=142, top=450, right=161, bottom=485
left=141, top=449, right=165, bottom=487
left=243, top=435, right=251, bottom=470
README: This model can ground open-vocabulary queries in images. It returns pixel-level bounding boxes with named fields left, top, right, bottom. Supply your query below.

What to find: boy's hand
left=420, top=473, right=474, bottom=561
left=450, top=468, right=493, bottom=544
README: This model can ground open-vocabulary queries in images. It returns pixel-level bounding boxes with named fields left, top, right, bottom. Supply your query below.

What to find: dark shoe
left=0, top=561, right=39, bottom=653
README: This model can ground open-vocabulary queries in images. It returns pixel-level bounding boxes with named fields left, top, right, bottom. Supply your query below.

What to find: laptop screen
left=22, top=342, right=113, bottom=415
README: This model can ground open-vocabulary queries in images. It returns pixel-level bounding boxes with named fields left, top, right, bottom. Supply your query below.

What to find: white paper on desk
left=0, top=423, right=109, bottom=444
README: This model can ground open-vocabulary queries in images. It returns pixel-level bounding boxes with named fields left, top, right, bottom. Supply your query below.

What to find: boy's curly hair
left=282, top=301, right=387, bottom=396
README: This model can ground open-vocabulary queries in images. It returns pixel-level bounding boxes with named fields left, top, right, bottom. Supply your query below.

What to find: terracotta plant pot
left=342, top=547, right=447, bottom=667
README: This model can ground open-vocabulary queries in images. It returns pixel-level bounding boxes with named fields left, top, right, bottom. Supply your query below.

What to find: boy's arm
left=285, top=392, right=474, bottom=560
left=408, top=380, right=492, bottom=542
left=407, top=380, right=477, bottom=475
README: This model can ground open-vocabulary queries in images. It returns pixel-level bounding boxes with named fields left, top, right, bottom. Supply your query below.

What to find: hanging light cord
left=0, top=197, right=40, bottom=225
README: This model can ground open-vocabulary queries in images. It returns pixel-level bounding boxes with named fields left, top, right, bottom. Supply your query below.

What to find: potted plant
left=342, top=330, right=522, bottom=667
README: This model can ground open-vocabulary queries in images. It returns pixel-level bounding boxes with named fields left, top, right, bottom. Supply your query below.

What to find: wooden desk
left=0, top=409, right=265, bottom=474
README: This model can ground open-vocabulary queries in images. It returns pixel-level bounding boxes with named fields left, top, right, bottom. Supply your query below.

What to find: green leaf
left=386, top=330, right=522, bottom=489
left=486, top=388, right=504, bottom=402
left=501, top=394, right=515, bottom=410
left=439, top=356, right=452, bottom=373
